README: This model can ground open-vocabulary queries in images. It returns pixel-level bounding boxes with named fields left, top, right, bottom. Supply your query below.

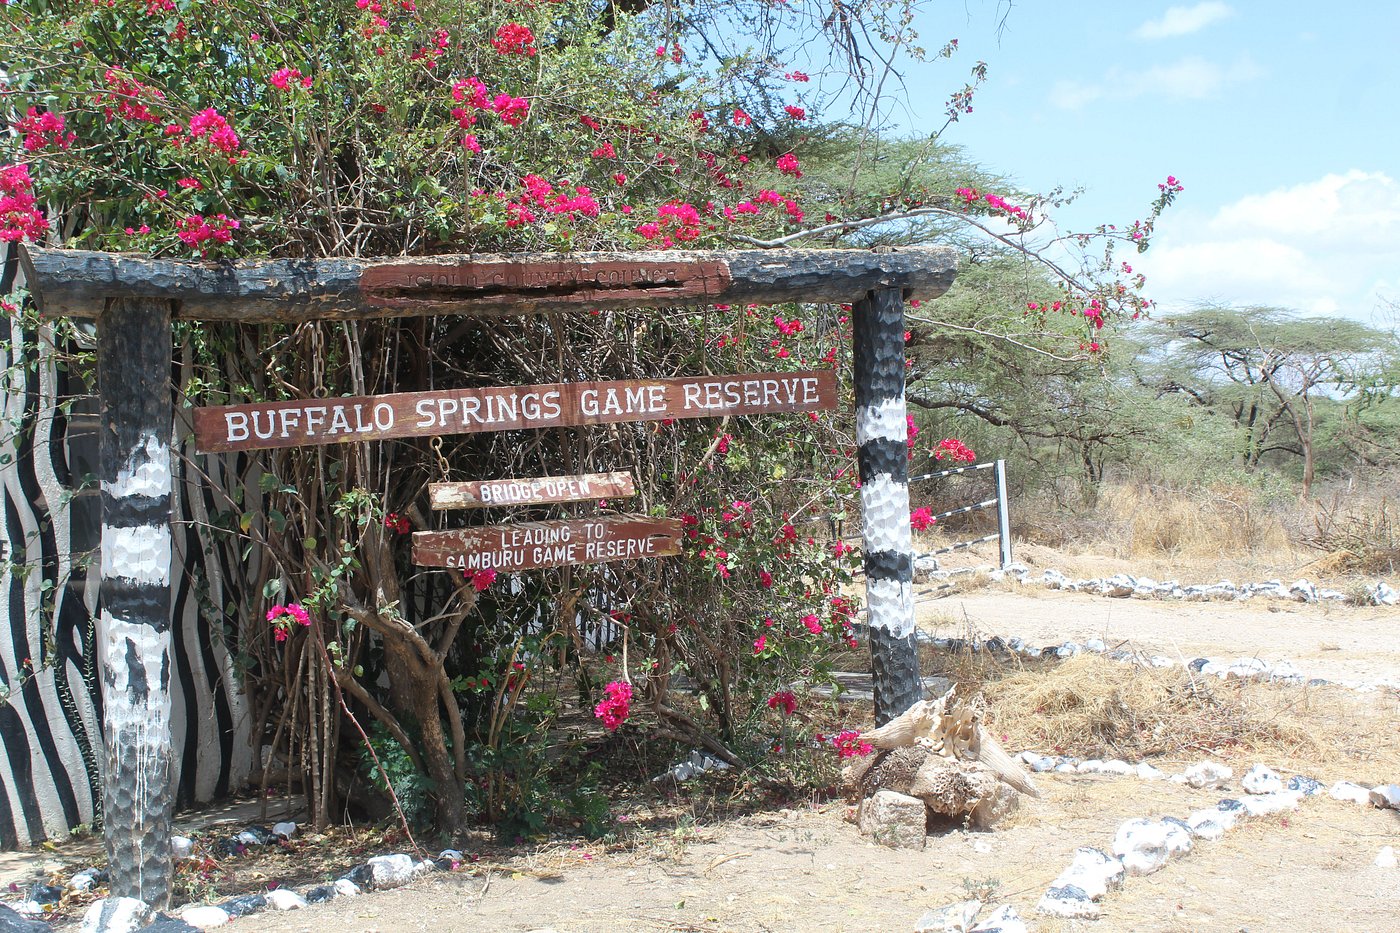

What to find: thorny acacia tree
left=3, top=0, right=1170, bottom=832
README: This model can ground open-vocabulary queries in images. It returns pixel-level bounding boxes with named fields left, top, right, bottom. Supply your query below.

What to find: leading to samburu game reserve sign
left=412, top=514, right=682, bottom=571
left=193, top=370, right=836, bottom=452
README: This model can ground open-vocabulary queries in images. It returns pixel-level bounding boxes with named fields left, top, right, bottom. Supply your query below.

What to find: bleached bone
left=861, top=687, right=1040, bottom=797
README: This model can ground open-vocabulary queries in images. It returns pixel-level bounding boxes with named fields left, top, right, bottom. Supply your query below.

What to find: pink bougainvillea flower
left=492, top=23, right=537, bottom=56
left=471, top=568, right=497, bottom=591
left=593, top=680, right=632, bottom=731
left=767, top=690, right=797, bottom=715
left=909, top=507, right=936, bottom=532
left=775, top=152, right=801, bottom=178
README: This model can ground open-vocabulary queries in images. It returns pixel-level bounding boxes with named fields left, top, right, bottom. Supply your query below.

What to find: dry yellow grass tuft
left=951, top=654, right=1398, bottom=784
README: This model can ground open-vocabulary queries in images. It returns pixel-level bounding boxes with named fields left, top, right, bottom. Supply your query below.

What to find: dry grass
left=901, top=647, right=1400, bottom=782
left=980, top=655, right=1317, bottom=762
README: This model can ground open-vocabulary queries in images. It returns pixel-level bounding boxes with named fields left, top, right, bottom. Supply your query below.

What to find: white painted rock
left=1098, top=760, right=1134, bottom=775
left=1368, top=784, right=1400, bottom=809
left=272, top=821, right=298, bottom=838
left=438, top=848, right=464, bottom=861
left=1287, top=775, right=1324, bottom=796
left=81, top=898, right=154, bottom=933
left=1376, top=846, right=1397, bottom=869
left=171, top=835, right=195, bottom=859
left=1239, top=790, right=1302, bottom=817
left=333, top=879, right=361, bottom=897
left=68, top=868, right=103, bottom=891
left=1112, top=819, right=1171, bottom=875
left=1076, top=759, right=1104, bottom=774
left=1046, top=846, right=1125, bottom=901
left=913, top=899, right=982, bottom=931
left=1036, top=888, right=1100, bottom=919
left=1242, top=764, right=1283, bottom=794
left=857, top=790, right=927, bottom=850
left=968, top=904, right=1028, bottom=932
left=1136, top=762, right=1165, bottom=780
left=1161, top=818, right=1194, bottom=856
left=1329, top=781, right=1373, bottom=805
left=1186, top=813, right=1225, bottom=841
left=264, top=889, right=307, bottom=911
left=1181, top=762, right=1233, bottom=789
left=367, top=853, right=419, bottom=889
left=179, top=906, right=231, bottom=929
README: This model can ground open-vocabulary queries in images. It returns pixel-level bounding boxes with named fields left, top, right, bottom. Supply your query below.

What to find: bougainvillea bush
left=2, top=0, right=1170, bottom=835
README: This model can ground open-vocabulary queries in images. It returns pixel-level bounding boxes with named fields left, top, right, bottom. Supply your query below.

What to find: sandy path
left=919, top=588, right=1400, bottom=684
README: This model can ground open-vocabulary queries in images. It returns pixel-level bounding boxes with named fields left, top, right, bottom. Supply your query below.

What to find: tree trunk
left=384, top=640, right=466, bottom=831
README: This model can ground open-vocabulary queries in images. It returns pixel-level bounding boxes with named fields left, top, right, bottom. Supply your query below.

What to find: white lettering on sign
left=195, top=371, right=835, bottom=452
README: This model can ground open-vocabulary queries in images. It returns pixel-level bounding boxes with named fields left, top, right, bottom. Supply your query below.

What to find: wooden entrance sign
left=429, top=471, right=634, bottom=509
left=193, top=370, right=836, bottom=453
left=17, top=242, right=960, bottom=907
left=412, top=515, right=681, bottom=571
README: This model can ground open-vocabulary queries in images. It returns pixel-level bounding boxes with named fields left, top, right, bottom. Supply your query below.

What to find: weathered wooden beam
left=853, top=287, right=922, bottom=725
left=412, top=515, right=682, bottom=571
left=97, top=297, right=176, bottom=907
left=429, top=472, right=635, bottom=509
left=19, top=245, right=957, bottom=322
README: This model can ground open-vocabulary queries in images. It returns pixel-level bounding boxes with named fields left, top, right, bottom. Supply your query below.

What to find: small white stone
left=1187, top=817, right=1225, bottom=841
left=1329, top=781, right=1373, bottom=805
left=171, top=835, right=195, bottom=858
left=333, top=879, right=361, bottom=897
left=969, top=903, right=1028, bottom=932
left=1047, top=846, right=1124, bottom=900
left=81, top=897, right=154, bottom=933
left=180, top=906, right=232, bottom=929
left=1136, top=762, right=1165, bottom=781
left=1376, top=846, right=1398, bottom=869
left=1369, top=784, right=1400, bottom=809
left=1076, top=759, right=1105, bottom=774
left=1242, top=764, right=1283, bottom=795
left=1161, top=819, right=1194, bottom=856
left=1112, top=819, right=1171, bottom=876
left=1239, top=790, right=1302, bottom=817
left=265, top=889, right=308, bottom=910
left=1180, top=762, right=1233, bottom=789
left=1036, top=891, right=1100, bottom=919
left=913, top=899, right=982, bottom=932
left=367, top=853, right=419, bottom=889
left=272, top=820, right=298, bottom=838
left=439, top=848, right=464, bottom=861
left=1098, top=759, right=1134, bottom=775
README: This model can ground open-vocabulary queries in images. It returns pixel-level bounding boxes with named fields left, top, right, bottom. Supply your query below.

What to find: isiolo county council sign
left=194, top=370, right=835, bottom=452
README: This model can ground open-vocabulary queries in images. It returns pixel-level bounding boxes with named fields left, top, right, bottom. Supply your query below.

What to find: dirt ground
left=233, top=773, right=1400, bottom=932
left=8, top=585, right=1399, bottom=932
left=923, top=586, right=1400, bottom=686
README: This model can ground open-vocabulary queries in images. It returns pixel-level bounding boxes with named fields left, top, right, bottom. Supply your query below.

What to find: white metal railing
left=910, top=459, right=1013, bottom=569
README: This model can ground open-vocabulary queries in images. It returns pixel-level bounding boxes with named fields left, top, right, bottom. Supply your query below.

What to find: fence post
left=852, top=287, right=921, bottom=725
left=97, top=298, right=175, bottom=908
left=994, top=458, right=1013, bottom=570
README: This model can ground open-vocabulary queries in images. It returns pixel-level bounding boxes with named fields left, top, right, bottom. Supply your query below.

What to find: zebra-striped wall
left=0, top=242, right=254, bottom=849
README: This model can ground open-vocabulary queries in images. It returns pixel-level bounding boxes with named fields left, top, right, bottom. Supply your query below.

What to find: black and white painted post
left=97, top=298, right=175, bottom=907
left=852, top=287, right=922, bottom=725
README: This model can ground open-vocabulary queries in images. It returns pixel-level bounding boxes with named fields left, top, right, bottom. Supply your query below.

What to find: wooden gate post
left=852, top=287, right=922, bottom=725
left=97, top=298, right=175, bottom=907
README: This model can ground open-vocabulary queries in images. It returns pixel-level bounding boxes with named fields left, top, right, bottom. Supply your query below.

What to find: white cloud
left=1135, top=3, right=1234, bottom=40
left=1136, top=171, right=1400, bottom=320
left=1050, top=55, right=1260, bottom=109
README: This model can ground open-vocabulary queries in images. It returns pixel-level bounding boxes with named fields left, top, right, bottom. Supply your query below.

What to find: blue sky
left=872, top=1, right=1400, bottom=323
